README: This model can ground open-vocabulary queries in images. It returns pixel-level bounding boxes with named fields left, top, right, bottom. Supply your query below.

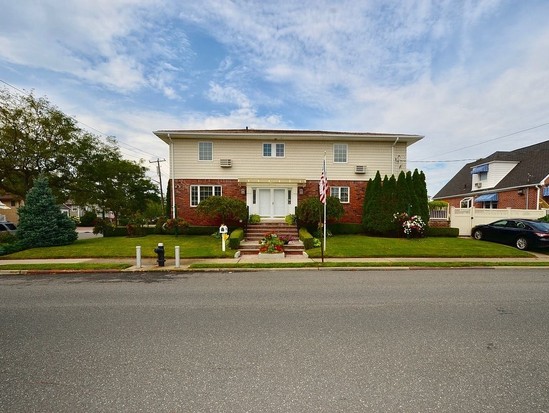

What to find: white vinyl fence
left=448, top=207, right=548, bottom=236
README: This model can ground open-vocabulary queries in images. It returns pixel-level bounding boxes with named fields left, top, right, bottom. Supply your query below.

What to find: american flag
left=319, top=159, right=328, bottom=204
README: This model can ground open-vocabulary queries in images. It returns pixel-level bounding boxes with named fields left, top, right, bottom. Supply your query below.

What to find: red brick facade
left=173, top=179, right=245, bottom=226
left=172, top=178, right=368, bottom=225
left=299, top=180, right=367, bottom=224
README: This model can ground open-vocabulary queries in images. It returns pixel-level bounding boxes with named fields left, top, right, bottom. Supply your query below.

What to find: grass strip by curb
left=189, top=261, right=549, bottom=269
left=0, top=263, right=131, bottom=271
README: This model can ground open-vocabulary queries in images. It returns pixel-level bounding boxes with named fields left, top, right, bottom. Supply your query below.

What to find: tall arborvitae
left=406, top=171, right=419, bottom=216
left=413, top=169, right=430, bottom=225
left=362, top=171, right=382, bottom=233
left=395, top=171, right=410, bottom=214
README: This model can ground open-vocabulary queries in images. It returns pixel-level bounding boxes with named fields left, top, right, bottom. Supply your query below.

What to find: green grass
left=0, top=235, right=235, bottom=259
left=307, top=235, right=535, bottom=258
left=190, top=261, right=549, bottom=269
left=1, top=234, right=545, bottom=262
left=0, top=263, right=131, bottom=271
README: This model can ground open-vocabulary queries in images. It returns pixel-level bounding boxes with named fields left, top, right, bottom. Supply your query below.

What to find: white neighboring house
left=154, top=129, right=423, bottom=225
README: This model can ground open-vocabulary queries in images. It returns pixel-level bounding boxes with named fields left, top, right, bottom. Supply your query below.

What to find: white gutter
left=168, top=133, right=176, bottom=219
left=392, top=136, right=400, bottom=175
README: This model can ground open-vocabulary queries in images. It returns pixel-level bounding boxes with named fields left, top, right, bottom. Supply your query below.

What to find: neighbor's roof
left=153, top=128, right=423, bottom=145
left=434, top=140, right=549, bottom=199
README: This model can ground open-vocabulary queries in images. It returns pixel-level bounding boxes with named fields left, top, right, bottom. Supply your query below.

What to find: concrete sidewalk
left=2, top=252, right=548, bottom=274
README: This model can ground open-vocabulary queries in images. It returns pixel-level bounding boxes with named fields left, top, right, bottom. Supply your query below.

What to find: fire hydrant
left=154, top=242, right=165, bottom=267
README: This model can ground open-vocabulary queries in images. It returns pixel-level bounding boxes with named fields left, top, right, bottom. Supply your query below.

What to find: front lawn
left=306, top=235, right=534, bottom=258
left=1, top=235, right=235, bottom=259
left=0, top=234, right=542, bottom=260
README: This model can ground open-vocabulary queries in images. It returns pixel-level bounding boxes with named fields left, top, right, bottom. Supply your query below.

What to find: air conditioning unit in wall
left=220, top=159, right=232, bottom=168
left=475, top=182, right=482, bottom=188
left=355, top=165, right=366, bottom=174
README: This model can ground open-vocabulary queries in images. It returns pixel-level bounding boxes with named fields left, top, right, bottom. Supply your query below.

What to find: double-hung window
left=330, top=187, right=350, bottom=203
left=263, top=143, right=285, bottom=158
left=190, top=185, right=222, bottom=206
left=198, top=142, right=213, bottom=161
left=333, top=144, right=348, bottom=163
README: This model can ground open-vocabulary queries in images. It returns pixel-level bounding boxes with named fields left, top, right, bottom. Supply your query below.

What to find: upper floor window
left=333, top=144, right=348, bottom=163
left=198, top=142, right=213, bottom=161
left=263, top=143, right=285, bottom=158
left=330, top=186, right=350, bottom=203
left=190, top=185, right=222, bottom=207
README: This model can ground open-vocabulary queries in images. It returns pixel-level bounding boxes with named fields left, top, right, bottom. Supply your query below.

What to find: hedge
left=299, top=227, right=315, bottom=249
left=328, top=223, right=364, bottom=235
left=229, top=228, right=244, bottom=249
left=426, top=227, right=459, bottom=237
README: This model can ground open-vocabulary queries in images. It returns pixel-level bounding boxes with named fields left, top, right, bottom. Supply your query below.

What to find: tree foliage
left=295, top=196, right=344, bottom=226
left=0, top=88, right=158, bottom=218
left=17, top=176, right=78, bottom=248
left=196, top=196, right=248, bottom=225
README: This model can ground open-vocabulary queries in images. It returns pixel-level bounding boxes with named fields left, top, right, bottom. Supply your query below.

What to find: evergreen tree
left=362, top=171, right=385, bottom=234
left=17, top=176, right=78, bottom=248
left=395, top=171, right=410, bottom=214
left=413, top=169, right=430, bottom=225
left=406, top=171, right=419, bottom=216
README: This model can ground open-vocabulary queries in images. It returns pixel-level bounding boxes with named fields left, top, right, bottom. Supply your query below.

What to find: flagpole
left=323, top=152, right=327, bottom=253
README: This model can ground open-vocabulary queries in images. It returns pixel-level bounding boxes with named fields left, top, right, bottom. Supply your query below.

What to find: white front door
left=257, top=188, right=288, bottom=217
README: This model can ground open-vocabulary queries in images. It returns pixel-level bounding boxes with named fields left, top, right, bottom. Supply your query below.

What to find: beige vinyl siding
left=171, top=138, right=408, bottom=180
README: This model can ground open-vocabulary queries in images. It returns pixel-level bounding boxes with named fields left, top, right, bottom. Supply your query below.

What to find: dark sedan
left=471, top=218, right=549, bottom=250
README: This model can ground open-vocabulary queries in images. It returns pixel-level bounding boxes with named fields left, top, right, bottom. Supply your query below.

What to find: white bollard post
left=136, top=246, right=142, bottom=268
left=175, top=246, right=180, bottom=268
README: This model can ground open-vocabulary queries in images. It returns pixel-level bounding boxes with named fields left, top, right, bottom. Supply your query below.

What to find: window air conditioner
left=355, top=165, right=366, bottom=174
left=475, top=182, right=482, bottom=188
left=220, top=159, right=232, bottom=168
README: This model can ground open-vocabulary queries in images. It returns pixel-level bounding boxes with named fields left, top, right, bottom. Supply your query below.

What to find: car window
left=532, top=222, right=549, bottom=231
left=492, top=220, right=508, bottom=227
left=516, top=221, right=526, bottom=229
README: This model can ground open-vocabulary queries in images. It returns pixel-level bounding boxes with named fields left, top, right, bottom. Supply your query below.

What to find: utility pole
left=150, top=158, right=166, bottom=211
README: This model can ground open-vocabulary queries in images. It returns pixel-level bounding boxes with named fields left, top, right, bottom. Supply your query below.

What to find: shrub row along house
left=433, top=140, right=549, bottom=210
left=153, top=129, right=423, bottom=226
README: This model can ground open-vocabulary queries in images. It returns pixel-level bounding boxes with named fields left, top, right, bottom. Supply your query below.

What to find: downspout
left=535, top=185, right=541, bottom=210
left=168, top=133, right=176, bottom=219
left=392, top=136, right=400, bottom=175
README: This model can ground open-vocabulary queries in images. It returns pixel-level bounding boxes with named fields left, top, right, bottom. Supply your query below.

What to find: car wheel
left=473, top=229, right=483, bottom=240
left=516, top=237, right=528, bottom=250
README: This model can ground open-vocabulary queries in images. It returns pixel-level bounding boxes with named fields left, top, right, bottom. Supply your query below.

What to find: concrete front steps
left=239, top=221, right=305, bottom=256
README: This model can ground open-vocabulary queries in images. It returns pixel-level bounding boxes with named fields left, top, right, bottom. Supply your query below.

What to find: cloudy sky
left=1, top=0, right=548, bottom=196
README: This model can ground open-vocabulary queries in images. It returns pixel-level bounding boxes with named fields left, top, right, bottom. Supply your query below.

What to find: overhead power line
left=0, top=78, right=163, bottom=161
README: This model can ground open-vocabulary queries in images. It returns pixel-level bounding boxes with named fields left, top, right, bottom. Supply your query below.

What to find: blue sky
left=1, top=0, right=549, bottom=196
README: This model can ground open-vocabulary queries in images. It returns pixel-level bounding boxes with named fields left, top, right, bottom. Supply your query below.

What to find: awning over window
left=471, top=164, right=489, bottom=174
left=544, top=187, right=549, bottom=197
left=475, top=193, right=498, bottom=202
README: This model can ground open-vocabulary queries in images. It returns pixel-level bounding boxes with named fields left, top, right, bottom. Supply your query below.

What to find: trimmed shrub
left=229, top=228, right=244, bottom=249
left=249, top=214, right=261, bottom=224
left=299, top=227, right=315, bottom=250
left=328, top=223, right=364, bottom=235
left=426, top=227, right=459, bottom=237
left=182, top=226, right=221, bottom=235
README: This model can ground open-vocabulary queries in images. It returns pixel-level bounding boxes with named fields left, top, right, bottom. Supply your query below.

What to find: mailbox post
left=219, top=224, right=228, bottom=252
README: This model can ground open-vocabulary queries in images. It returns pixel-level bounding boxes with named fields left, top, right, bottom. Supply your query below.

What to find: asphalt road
left=1, top=269, right=548, bottom=412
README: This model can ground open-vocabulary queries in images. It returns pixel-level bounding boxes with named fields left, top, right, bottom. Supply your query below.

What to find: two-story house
left=153, top=129, right=423, bottom=226
left=433, top=140, right=549, bottom=210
